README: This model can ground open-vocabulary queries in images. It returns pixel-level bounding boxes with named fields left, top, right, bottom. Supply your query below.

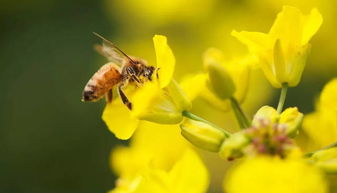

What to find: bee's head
left=144, top=66, right=156, bottom=80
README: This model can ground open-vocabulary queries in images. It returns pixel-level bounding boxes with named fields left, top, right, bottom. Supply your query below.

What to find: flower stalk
left=229, top=97, right=250, bottom=129
left=277, top=83, right=288, bottom=113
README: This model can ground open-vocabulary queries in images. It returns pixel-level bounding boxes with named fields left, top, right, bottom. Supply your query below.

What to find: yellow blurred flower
left=110, top=122, right=209, bottom=193
left=320, top=78, right=337, bottom=111
left=107, top=0, right=216, bottom=26
left=303, top=78, right=337, bottom=149
left=310, top=147, right=337, bottom=173
left=224, top=156, right=328, bottom=193
left=102, top=35, right=191, bottom=139
left=180, top=48, right=252, bottom=111
left=232, top=6, right=323, bottom=88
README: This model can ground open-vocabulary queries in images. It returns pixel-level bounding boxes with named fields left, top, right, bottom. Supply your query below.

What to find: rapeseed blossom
left=102, top=35, right=191, bottom=139
left=232, top=6, right=323, bottom=88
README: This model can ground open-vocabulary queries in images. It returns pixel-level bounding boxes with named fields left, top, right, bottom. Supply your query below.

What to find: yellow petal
left=132, top=122, right=188, bottom=171
left=131, top=80, right=189, bottom=124
left=133, top=170, right=169, bottom=193
left=302, top=8, right=323, bottom=45
left=231, top=30, right=273, bottom=55
left=273, top=39, right=287, bottom=83
left=102, top=100, right=139, bottom=140
left=169, top=149, right=209, bottom=193
left=269, top=6, right=303, bottom=52
left=153, top=35, right=175, bottom=88
left=225, top=157, right=328, bottom=193
left=110, top=146, right=150, bottom=177
left=303, top=110, right=337, bottom=150
left=320, top=78, right=337, bottom=111
left=180, top=73, right=208, bottom=101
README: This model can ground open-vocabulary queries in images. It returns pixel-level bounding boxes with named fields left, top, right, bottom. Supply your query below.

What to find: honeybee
left=81, top=33, right=156, bottom=110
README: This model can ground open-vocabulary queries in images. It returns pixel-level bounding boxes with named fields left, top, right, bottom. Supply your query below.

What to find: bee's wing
left=93, top=32, right=136, bottom=66
left=94, top=44, right=125, bottom=65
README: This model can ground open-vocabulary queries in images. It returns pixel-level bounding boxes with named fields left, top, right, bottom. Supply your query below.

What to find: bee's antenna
left=92, top=32, right=136, bottom=63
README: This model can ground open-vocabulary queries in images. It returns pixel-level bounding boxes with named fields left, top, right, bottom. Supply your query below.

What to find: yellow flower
left=110, top=122, right=209, bottom=193
left=224, top=156, right=328, bottom=193
left=232, top=6, right=323, bottom=88
left=180, top=48, right=252, bottom=111
left=132, top=35, right=191, bottom=123
left=303, top=79, right=337, bottom=149
left=102, top=35, right=191, bottom=139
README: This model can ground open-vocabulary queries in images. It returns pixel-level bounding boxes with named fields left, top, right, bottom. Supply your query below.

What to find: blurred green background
left=0, top=0, right=118, bottom=192
left=1, top=0, right=337, bottom=192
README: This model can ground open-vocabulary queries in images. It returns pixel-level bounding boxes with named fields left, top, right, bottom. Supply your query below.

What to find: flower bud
left=279, top=107, right=303, bottom=137
left=311, top=147, right=337, bottom=173
left=206, top=62, right=236, bottom=100
left=219, top=132, right=249, bottom=160
left=180, top=118, right=227, bottom=152
left=252, top=106, right=279, bottom=127
left=252, top=106, right=303, bottom=137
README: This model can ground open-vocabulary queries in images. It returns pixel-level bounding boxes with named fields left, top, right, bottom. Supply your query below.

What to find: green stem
left=182, top=111, right=231, bottom=137
left=230, top=97, right=251, bottom=129
left=277, top=83, right=288, bottom=113
left=304, top=141, right=337, bottom=158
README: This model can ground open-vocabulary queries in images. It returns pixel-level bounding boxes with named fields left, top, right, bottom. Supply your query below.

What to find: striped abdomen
left=82, top=63, right=121, bottom=102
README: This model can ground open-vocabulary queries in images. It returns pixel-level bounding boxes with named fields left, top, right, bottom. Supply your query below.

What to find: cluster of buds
left=245, top=119, right=295, bottom=158
left=180, top=105, right=303, bottom=160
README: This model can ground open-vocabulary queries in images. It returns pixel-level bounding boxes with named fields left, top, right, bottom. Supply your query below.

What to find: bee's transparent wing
left=93, top=32, right=135, bottom=66
left=94, top=44, right=125, bottom=65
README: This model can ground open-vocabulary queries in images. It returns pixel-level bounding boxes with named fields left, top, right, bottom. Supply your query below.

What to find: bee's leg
left=156, top=68, right=160, bottom=79
left=105, top=89, right=113, bottom=103
left=131, top=75, right=144, bottom=87
left=132, top=75, right=143, bottom=84
left=118, top=85, right=132, bottom=110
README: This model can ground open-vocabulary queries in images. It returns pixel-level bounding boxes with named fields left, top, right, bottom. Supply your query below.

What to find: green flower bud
left=219, top=132, right=249, bottom=160
left=252, top=106, right=303, bottom=137
left=252, top=106, right=279, bottom=126
left=180, top=118, right=227, bottom=152
left=206, top=62, right=236, bottom=100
